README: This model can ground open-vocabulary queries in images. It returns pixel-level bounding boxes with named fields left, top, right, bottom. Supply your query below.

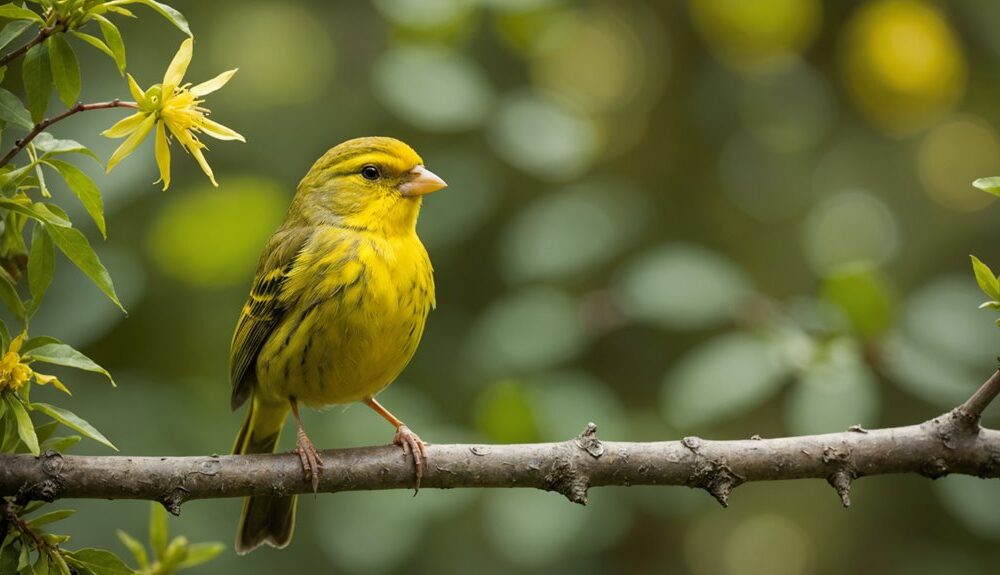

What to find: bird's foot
left=294, top=428, right=323, bottom=494
left=393, top=425, right=427, bottom=493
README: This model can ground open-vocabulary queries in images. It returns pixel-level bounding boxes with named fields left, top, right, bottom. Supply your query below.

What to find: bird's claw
left=295, top=428, right=323, bottom=494
left=393, top=425, right=427, bottom=493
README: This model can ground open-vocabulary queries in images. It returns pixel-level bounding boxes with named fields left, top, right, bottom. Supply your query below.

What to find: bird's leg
left=290, top=397, right=322, bottom=493
left=364, top=397, right=427, bottom=491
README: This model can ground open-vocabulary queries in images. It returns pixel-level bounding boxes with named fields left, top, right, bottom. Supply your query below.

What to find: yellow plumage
left=229, top=137, right=446, bottom=554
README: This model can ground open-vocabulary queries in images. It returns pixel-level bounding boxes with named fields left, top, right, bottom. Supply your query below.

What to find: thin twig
left=0, top=99, right=138, bottom=168
left=955, top=369, right=1000, bottom=424
left=0, top=24, right=60, bottom=69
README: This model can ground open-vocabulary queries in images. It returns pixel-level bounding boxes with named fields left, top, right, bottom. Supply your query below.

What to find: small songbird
left=229, top=137, right=447, bottom=554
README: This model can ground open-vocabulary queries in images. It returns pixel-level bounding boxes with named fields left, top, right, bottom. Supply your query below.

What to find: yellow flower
left=103, top=38, right=244, bottom=190
left=0, top=333, right=70, bottom=395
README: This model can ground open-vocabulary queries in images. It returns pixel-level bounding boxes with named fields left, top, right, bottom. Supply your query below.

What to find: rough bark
left=1, top=408, right=1000, bottom=514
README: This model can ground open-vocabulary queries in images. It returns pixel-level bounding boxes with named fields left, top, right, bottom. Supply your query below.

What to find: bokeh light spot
left=688, top=0, right=821, bottom=73
left=488, top=89, right=598, bottom=181
left=531, top=7, right=646, bottom=115
left=208, top=1, right=334, bottom=109
left=917, top=116, right=1000, bottom=212
left=147, top=177, right=287, bottom=288
left=840, top=0, right=966, bottom=134
left=500, top=180, right=648, bottom=283
left=466, top=287, right=585, bottom=377
left=617, top=243, right=752, bottom=330
left=802, top=191, right=899, bottom=275
left=374, top=44, right=494, bottom=132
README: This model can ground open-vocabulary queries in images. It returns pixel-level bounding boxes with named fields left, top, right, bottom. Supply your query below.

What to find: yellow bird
left=229, top=137, right=447, bottom=554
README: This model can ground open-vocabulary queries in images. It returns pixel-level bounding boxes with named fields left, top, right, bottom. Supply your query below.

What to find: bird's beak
left=399, top=165, right=447, bottom=197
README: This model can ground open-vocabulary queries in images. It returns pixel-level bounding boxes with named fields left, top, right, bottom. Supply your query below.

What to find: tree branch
left=1, top=410, right=999, bottom=513
left=3, top=370, right=1000, bottom=513
left=0, top=99, right=138, bottom=168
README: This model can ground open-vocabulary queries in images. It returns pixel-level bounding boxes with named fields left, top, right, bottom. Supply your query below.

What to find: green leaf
left=176, top=542, right=224, bottom=569
left=31, top=547, right=47, bottom=575
left=970, top=255, right=1000, bottom=300
left=24, top=342, right=114, bottom=385
left=150, top=502, right=168, bottom=559
left=115, top=530, right=148, bottom=569
left=29, top=204, right=124, bottom=312
left=46, top=35, right=80, bottom=108
left=69, top=30, right=113, bottom=59
left=973, top=176, right=1000, bottom=197
left=65, top=549, right=132, bottom=575
left=22, top=43, right=50, bottom=124
left=27, top=223, right=53, bottom=317
left=0, top=87, right=33, bottom=130
left=0, top=267, right=25, bottom=320
left=0, top=163, right=37, bottom=191
left=92, top=16, right=125, bottom=75
left=0, top=4, right=43, bottom=22
left=40, top=434, right=80, bottom=452
left=20, top=335, right=59, bottom=352
left=26, top=509, right=75, bottom=528
left=122, top=0, right=190, bottom=35
left=49, top=552, right=70, bottom=575
left=0, top=20, right=33, bottom=52
left=33, top=132, right=98, bottom=162
left=33, top=419, right=58, bottom=443
left=0, top=317, right=9, bottom=351
left=29, top=402, right=116, bottom=450
left=5, top=395, right=39, bottom=455
left=42, top=159, right=105, bottom=237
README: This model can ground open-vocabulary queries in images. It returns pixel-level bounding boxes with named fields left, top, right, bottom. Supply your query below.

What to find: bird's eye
left=361, top=165, right=380, bottom=181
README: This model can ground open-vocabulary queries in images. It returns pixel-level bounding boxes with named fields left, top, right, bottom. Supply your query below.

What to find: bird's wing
left=229, top=226, right=312, bottom=410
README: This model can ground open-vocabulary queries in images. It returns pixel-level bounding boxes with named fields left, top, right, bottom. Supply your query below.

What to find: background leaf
left=21, top=42, right=50, bottom=124
left=125, top=0, right=191, bottom=35
left=0, top=20, right=33, bottom=52
left=65, top=548, right=132, bottom=575
left=25, top=341, right=114, bottom=385
left=0, top=4, right=42, bottom=22
left=972, top=176, right=1000, bottom=196
left=5, top=395, right=39, bottom=455
left=93, top=16, right=125, bottom=74
left=29, top=402, right=116, bottom=450
left=47, top=35, right=81, bottom=108
left=0, top=87, right=33, bottom=129
left=27, top=222, right=53, bottom=317
left=44, top=158, right=106, bottom=237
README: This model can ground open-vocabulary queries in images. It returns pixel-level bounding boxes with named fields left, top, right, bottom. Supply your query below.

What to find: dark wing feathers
left=229, top=227, right=311, bottom=410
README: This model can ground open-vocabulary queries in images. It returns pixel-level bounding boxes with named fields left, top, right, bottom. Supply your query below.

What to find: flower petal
left=106, top=114, right=156, bottom=173
left=35, top=372, right=71, bottom=395
left=126, top=73, right=144, bottom=104
left=191, top=68, right=238, bottom=97
left=101, top=111, right=147, bottom=138
left=155, top=121, right=171, bottom=191
left=8, top=333, right=25, bottom=353
left=169, top=125, right=218, bottom=186
left=163, top=38, right=193, bottom=87
left=199, top=117, right=245, bottom=142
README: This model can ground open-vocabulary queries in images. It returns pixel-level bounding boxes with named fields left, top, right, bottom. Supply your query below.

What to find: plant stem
left=956, top=369, right=1000, bottom=423
left=0, top=24, right=61, bottom=69
left=0, top=100, right=139, bottom=169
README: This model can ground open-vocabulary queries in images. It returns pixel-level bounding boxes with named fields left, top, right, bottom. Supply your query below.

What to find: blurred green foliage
left=5, top=0, right=1000, bottom=573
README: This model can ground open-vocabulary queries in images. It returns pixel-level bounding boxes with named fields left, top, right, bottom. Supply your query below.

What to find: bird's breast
left=257, top=230, right=434, bottom=407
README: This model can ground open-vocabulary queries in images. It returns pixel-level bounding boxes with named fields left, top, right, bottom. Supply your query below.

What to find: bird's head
left=291, top=136, right=447, bottom=235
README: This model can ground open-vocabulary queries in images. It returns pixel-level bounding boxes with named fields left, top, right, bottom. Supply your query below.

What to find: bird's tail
left=233, top=395, right=294, bottom=555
